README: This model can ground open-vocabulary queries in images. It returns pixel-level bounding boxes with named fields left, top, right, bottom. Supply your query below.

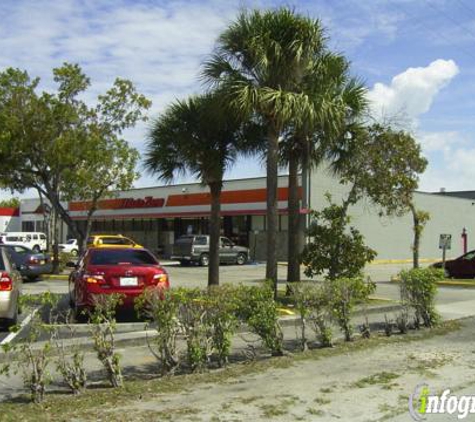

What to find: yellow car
left=86, top=234, right=143, bottom=249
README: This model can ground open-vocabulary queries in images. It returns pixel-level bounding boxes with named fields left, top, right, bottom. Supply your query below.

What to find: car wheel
left=27, top=276, right=39, bottom=283
left=236, top=253, right=247, bottom=265
left=199, top=253, right=209, bottom=267
left=71, top=249, right=78, bottom=257
left=32, top=245, right=40, bottom=253
left=73, top=303, right=88, bottom=323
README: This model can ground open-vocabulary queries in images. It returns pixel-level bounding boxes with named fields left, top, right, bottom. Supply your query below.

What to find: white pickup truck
left=0, top=232, right=48, bottom=252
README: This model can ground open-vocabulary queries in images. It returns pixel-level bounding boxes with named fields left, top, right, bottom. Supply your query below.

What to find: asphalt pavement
left=3, top=261, right=475, bottom=344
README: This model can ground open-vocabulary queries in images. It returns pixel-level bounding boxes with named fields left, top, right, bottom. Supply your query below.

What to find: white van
left=0, top=232, right=48, bottom=252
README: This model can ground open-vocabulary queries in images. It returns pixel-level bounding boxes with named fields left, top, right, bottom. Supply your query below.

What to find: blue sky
left=0, top=0, right=474, bottom=195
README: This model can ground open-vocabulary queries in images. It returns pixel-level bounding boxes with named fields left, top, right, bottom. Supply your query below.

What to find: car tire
left=27, top=276, right=39, bottom=283
left=71, top=249, right=78, bottom=257
left=199, top=253, right=209, bottom=267
left=32, top=245, right=40, bottom=253
left=179, top=260, right=188, bottom=267
left=73, top=304, right=88, bottom=323
left=236, top=253, right=247, bottom=266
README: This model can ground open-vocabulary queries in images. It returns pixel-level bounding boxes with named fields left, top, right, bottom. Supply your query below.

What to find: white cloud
left=417, top=131, right=465, bottom=153
left=416, top=130, right=475, bottom=192
left=367, top=59, right=459, bottom=124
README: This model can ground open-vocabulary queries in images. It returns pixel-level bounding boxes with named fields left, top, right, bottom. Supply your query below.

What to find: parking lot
left=3, top=260, right=475, bottom=345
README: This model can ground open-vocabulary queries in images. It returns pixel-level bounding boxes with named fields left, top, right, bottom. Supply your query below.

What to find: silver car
left=172, top=235, right=249, bottom=266
left=0, top=247, right=22, bottom=330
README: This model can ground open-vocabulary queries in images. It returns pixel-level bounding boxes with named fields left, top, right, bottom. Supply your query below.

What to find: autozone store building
left=67, top=175, right=295, bottom=260
left=15, top=164, right=475, bottom=262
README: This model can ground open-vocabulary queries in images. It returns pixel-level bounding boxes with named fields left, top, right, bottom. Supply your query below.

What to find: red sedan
left=68, top=247, right=169, bottom=315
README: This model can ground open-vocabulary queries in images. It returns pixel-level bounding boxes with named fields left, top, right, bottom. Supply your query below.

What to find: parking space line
left=0, top=308, right=38, bottom=345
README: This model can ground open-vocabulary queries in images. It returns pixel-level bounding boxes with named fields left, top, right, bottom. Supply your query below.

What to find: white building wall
left=0, top=216, right=20, bottom=232
left=309, top=165, right=475, bottom=261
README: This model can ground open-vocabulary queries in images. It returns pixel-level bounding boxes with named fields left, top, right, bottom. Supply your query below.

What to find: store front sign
left=69, top=196, right=165, bottom=212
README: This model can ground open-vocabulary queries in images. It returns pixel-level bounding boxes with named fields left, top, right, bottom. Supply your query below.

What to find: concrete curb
left=278, top=259, right=439, bottom=267
left=390, top=277, right=475, bottom=288
left=42, top=274, right=69, bottom=280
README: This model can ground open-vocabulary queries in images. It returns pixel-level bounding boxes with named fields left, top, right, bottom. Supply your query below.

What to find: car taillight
left=152, top=272, right=169, bottom=288
left=83, top=273, right=106, bottom=284
left=0, top=272, right=12, bottom=291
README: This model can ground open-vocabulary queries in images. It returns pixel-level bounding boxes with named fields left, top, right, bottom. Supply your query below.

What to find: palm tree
left=144, top=93, right=247, bottom=287
left=281, top=53, right=368, bottom=282
left=202, top=8, right=326, bottom=294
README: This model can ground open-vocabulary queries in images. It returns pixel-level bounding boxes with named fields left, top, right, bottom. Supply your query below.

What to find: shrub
left=57, top=252, right=75, bottom=273
left=175, top=288, right=212, bottom=372
left=383, top=314, right=393, bottom=337
left=396, top=308, right=410, bottom=334
left=1, top=293, right=58, bottom=403
left=302, top=197, right=377, bottom=281
left=290, top=282, right=333, bottom=350
left=326, top=277, right=376, bottom=341
left=88, top=294, right=124, bottom=388
left=289, top=283, right=314, bottom=351
left=135, top=288, right=181, bottom=374
left=54, top=310, right=87, bottom=394
left=236, top=283, right=283, bottom=356
left=206, top=286, right=240, bottom=367
left=399, top=267, right=442, bottom=328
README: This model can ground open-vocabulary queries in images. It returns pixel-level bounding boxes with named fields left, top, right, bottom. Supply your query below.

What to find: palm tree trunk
left=266, top=125, right=279, bottom=298
left=287, top=151, right=301, bottom=282
left=208, top=182, right=222, bottom=287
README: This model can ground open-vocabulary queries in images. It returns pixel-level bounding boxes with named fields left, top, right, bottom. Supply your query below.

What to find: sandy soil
left=109, top=319, right=475, bottom=421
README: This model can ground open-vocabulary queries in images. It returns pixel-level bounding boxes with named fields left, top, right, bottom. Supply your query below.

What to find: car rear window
left=175, top=236, right=193, bottom=244
left=89, top=249, right=158, bottom=266
left=101, top=237, right=135, bottom=245
left=11, top=246, right=29, bottom=254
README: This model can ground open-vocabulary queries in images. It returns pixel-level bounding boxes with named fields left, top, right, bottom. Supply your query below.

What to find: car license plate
left=120, top=277, right=138, bottom=287
left=39, top=260, right=45, bottom=265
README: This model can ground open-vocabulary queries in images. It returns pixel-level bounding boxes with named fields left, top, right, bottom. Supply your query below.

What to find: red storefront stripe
left=0, top=208, right=19, bottom=217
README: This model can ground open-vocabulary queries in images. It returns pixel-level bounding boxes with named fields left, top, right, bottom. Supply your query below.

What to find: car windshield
left=89, top=249, right=158, bottom=266
left=66, top=239, right=76, bottom=245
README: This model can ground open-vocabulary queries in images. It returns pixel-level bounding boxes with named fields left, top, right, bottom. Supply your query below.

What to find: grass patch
left=314, top=396, right=331, bottom=405
left=307, top=407, right=324, bottom=416
left=352, top=372, right=399, bottom=388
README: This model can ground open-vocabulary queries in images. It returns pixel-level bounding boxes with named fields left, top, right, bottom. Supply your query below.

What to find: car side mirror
left=66, top=261, right=78, bottom=268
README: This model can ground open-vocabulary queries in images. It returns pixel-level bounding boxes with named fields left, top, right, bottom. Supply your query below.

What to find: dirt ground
left=105, top=318, right=475, bottom=422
